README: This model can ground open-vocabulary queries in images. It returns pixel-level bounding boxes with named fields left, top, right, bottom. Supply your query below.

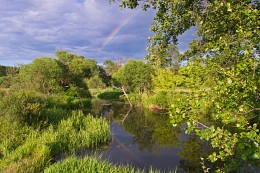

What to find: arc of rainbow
left=99, top=11, right=139, bottom=51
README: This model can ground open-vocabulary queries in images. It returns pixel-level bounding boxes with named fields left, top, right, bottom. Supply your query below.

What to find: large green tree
left=55, top=50, right=92, bottom=97
left=17, top=57, right=64, bottom=94
left=113, top=60, right=153, bottom=93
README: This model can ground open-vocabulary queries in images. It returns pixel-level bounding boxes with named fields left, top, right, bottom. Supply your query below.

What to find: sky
left=0, top=0, right=196, bottom=66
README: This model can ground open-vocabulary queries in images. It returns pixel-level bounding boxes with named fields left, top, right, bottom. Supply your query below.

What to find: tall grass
left=0, top=111, right=110, bottom=173
left=44, top=156, right=174, bottom=173
left=50, top=111, right=110, bottom=155
left=90, top=88, right=123, bottom=100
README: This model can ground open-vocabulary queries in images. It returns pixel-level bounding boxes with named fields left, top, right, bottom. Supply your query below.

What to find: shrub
left=0, top=90, right=46, bottom=126
left=142, top=91, right=169, bottom=109
left=0, top=76, right=10, bottom=88
left=97, top=91, right=123, bottom=100
left=87, top=75, right=106, bottom=89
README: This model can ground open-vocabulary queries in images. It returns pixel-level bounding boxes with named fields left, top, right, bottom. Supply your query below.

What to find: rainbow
left=99, top=11, right=139, bottom=51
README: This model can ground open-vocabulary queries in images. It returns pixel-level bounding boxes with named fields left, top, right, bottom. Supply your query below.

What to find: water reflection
left=83, top=99, right=218, bottom=172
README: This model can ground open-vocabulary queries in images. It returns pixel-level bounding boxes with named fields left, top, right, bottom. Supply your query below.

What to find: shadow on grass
left=97, top=91, right=123, bottom=100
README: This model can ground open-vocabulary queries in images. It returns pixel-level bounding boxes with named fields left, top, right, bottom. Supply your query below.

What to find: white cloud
left=0, top=0, right=194, bottom=66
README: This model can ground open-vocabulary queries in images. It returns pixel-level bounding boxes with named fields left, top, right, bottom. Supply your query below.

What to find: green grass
left=44, top=156, right=177, bottom=173
left=90, top=88, right=123, bottom=100
left=0, top=111, right=110, bottom=173
left=0, top=88, right=10, bottom=91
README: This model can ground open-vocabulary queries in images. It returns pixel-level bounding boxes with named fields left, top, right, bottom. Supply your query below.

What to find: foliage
left=66, top=84, right=91, bottom=98
left=152, top=58, right=206, bottom=91
left=0, top=65, right=7, bottom=77
left=0, top=76, right=10, bottom=88
left=142, top=91, right=169, bottom=109
left=84, top=58, right=100, bottom=78
left=15, top=57, right=64, bottom=94
left=113, top=60, right=154, bottom=93
left=9, top=51, right=108, bottom=98
left=112, top=0, right=260, bottom=172
left=152, top=69, right=178, bottom=91
left=103, top=59, right=122, bottom=76
left=98, top=65, right=112, bottom=86
left=87, top=75, right=106, bottom=89
left=97, top=90, right=123, bottom=100
left=178, top=59, right=206, bottom=89
left=0, top=90, right=47, bottom=126
left=55, top=50, right=94, bottom=97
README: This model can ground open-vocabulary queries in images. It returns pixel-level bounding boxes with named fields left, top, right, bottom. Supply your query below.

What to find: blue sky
left=0, top=0, right=196, bottom=66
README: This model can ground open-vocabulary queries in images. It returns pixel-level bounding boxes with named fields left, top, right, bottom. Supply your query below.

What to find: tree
left=103, top=59, right=122, bottom=76
left=0, top=65, right=6, bottom=77
left=112, top=0, right=260, bottom=172
left=112, top=60, right=154, bottom=93
left=55, top=50, right=93, bottom=97
left=17, top=57, right=64, bottom=94
left=97, top=65, right=111, bottom=87
left=152, top=68, right=177, bottom=91
left=87, top=75, right=106, bottom=89
left=84, top=58, right=99, bottom=79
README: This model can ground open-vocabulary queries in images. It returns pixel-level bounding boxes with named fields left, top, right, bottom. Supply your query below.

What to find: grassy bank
left=90, top=88, right=123, bottom=100
left=45, top=157, right=176, bottom=173
left=0, top=90, right=111, bottom=172
left=0, top=111, right=110, bottom=172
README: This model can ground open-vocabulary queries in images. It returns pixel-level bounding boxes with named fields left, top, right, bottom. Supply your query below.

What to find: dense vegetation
left=0, top=0, right=259, bottom=172
left=111, top=0, right=259, bottom=172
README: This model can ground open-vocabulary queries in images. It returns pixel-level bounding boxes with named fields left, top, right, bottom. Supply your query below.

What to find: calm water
left=82, top=99, right=259, bottom=173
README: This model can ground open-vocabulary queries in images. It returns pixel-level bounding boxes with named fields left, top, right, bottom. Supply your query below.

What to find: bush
left=97, top=91, right=123, bottom=100
left=0, top=90, right=46, bottom=126
left=0, top=116, right=34, bottom=157
left=142, top=91, right=169, bottom=109
left=87, top=75, right=106, bottom=89
left=0, top=76, right=10, bottom=88
left=66, top=85, right=91, bottom=98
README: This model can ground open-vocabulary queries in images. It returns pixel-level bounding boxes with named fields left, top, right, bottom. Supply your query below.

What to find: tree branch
left=112, top=85, right=133, bottom=107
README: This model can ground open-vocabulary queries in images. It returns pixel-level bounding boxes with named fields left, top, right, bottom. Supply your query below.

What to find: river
left=80, top=99, right=259, bottom=173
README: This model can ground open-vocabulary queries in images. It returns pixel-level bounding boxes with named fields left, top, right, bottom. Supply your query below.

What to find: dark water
left=82, top=99, right=259, bottom=173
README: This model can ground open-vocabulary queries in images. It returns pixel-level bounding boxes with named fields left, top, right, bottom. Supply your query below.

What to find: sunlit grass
left=44, top=156, right=177, bottom=173
left=0, top=111, right=110, bottom=173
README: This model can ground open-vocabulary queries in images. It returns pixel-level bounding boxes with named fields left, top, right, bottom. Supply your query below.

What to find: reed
left=44, top=156, right=178, bottom=173
left=0, top=111, right=110, bottom=173
left=45, top=157, right=147, bottom=173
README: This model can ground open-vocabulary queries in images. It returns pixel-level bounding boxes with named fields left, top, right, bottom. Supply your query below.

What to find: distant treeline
left=0, top=65, right=18, bottom=77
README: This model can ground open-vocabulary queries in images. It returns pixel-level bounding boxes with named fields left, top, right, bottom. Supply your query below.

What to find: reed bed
left=44, top=156, right=172, bottom=173
left=0, top=111, right=110, bottom=173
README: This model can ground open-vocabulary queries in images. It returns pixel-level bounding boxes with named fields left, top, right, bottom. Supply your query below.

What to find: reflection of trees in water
left=178, top=135, right=207, bottom=173
left=119, top=107, right=182, bottom=154
left=88, top=100, right=222, bottom=171
left=178, top=134, right=225, bottom=173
